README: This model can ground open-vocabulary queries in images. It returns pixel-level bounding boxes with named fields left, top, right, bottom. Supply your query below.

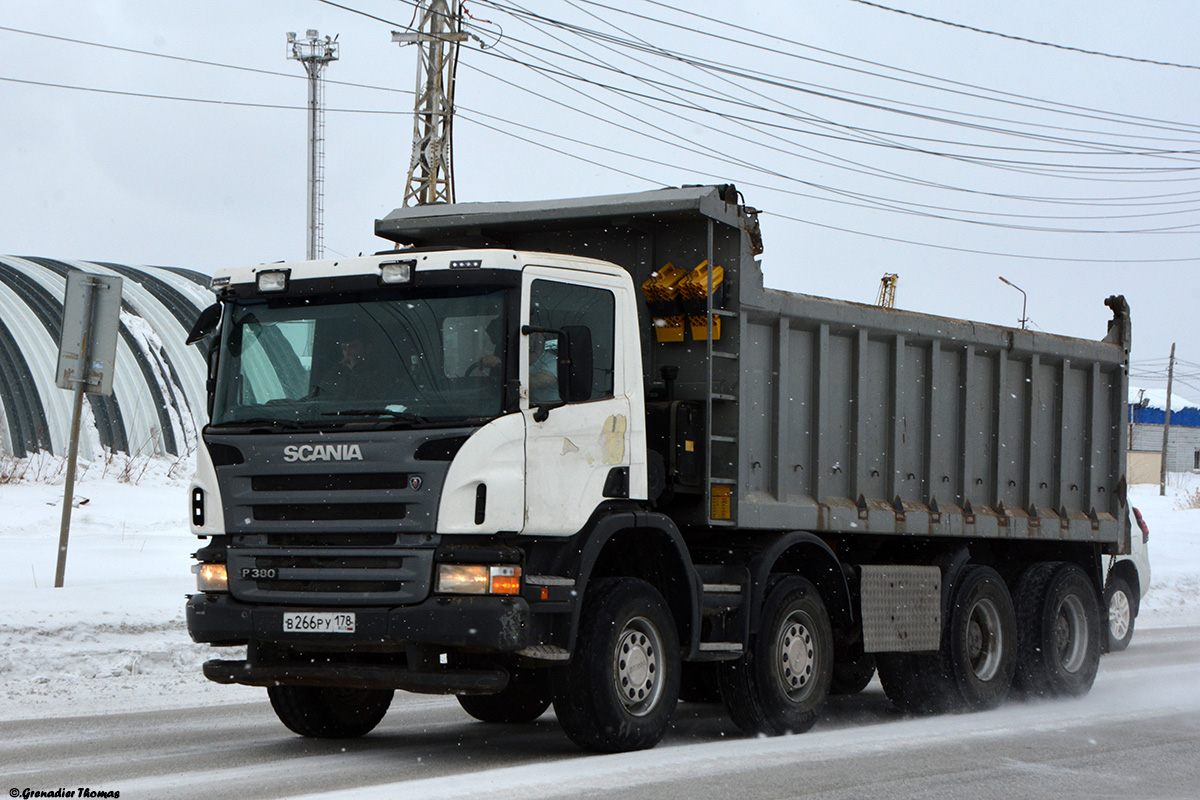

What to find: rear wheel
left=830, top=653, right=876, bottom=695
left=1104, top=576, right=1135, bottom=652
left=879, top=565, right=1016, bottom=713
left=1014, top=562, right=1102, bottom=698
left=457, top=667, right=552, bottom=723
left=719, top=576, right=833, bottom=735
left=551, top=578, right=680, bottom=752
left=678, top=662, right=723, bottom=704
left=267, top=685, right=393, bottom=738
left=877, top=651, right=946, bottom=714
left=941, top=565, right=1016, bottom=710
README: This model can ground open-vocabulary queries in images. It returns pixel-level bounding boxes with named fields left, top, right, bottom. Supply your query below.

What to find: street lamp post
left=998, top=276, right=1028, bottom=330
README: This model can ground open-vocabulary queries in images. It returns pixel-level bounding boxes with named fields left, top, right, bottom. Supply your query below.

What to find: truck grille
left=227, top=546, right=433, bottom=606
left=250, top=473, right=408, bottom=492
left=205, top=428, right=474, bottom=605
left=252, top=503, right=406, bottom=522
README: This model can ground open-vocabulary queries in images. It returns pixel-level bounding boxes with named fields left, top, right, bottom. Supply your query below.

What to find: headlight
left=379, top=260, right=414, bottom=284
left=192, top=562, right=228, bottom=592
left=436, top=564, right=521, bottom=595
left=256, top=269, right=289, bottom=293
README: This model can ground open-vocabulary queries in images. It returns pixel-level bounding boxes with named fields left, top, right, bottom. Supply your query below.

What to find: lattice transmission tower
left=394, top=1, right=467, bottom=206
left=288, top=29, right=339, bottom=260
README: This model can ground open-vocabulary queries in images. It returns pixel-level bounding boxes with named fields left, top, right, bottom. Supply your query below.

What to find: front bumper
left=186, top=591, right=532, bottom=652
left=201, top=657, right=509, bottom=694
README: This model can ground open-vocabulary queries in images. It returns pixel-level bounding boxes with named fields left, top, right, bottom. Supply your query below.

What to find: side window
left=529, top=279, right=615, bottom=402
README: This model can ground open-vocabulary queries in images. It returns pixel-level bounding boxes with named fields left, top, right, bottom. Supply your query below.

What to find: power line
left=455, top=102, right=1200, bottom=246
left=763, top=208, right=1200, bottom=264
left=490, top=1, right=1200, bottom=218
left=471, top=43, right=1200, bottom=180
left=462, top=40, right=1200, bottom=230
left=846, top=0, right=1200, bottom=72
left=8, top=17, right=1199, bottom=208
left=462, top=5, right=1200, bottom=182
left=0, top=23, right=414, bottom=98
left=466, top=55, right=1200, bottom=233
left=578, top=0, right=1200, bottom=133
left=0, top=74, right=408, bottom=114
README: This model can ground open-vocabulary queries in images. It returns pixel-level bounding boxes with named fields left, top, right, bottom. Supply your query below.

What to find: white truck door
left=520, top=267, right=631, bottom=536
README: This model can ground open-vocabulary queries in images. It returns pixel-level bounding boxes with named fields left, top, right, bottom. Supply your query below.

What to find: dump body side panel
left=736, top=292, right=1128, bottom=549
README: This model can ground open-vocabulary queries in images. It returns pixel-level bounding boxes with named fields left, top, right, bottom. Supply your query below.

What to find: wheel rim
left=965, top=597, right=1004, bottom=682
left=614, top=615, right=664, bottom=717
left=1108, top=589, right=1131, bottom=641
left=774, top=610, right=817, bottom=701
left=1052, top=594, right=1088, bottom=673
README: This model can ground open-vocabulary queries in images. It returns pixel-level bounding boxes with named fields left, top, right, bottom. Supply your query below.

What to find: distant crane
left=876, top=273, right=898, bottom=308
left=394, top=0, right=467, bottom=206
left=287, top=30, right=339, bottom=260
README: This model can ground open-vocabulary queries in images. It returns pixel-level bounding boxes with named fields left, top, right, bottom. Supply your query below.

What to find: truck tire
left=1104, top=575, right=1135, bottom=652
left=877, top=652, right=945, bottom=714
left=679, top=662, right=723, bottom=704
left=457, top=668, right=552, bottom=723
left=1014, top=562, right=1101, bottom=698
left=718, top=576, right=833, bottom=735
left=940, top=565, right=1016, bottom=711
left=830, top=653, right=876, bottom=695
left=551, top=578, right=681, bottom=752
left=879, top=566, right=1015, bottom=713
left=267, top=685, right=393, bottom=738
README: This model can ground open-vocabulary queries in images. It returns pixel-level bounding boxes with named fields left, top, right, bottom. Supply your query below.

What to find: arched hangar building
left=0, top=256, right=210, bottom=461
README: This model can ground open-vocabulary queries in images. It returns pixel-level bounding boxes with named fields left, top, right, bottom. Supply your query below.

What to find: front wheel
left=267, top=685, right=394, bottom=738
left=552, top=578, right=681, bottom=752
left=719, top=576, right=833, bottom=735
left=457, top=667, right=552, bottom=723
left=1105, top=576, right=1135, bottom=652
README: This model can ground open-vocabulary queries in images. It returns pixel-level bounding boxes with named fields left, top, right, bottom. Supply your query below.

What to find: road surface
left=3, top=625, right=1199, bottom=800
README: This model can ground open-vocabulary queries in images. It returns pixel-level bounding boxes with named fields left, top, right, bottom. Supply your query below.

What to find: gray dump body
left=377, top=185, right=1131, bottom=552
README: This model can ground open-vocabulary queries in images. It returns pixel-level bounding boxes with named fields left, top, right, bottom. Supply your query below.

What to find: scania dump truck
left=186, top=185, right=1131, bottom=752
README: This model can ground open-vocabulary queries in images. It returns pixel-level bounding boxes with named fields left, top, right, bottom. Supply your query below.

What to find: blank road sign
left=56, top=271, right=123, bottom=396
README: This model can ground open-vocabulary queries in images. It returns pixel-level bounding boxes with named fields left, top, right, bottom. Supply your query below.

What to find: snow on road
left=0, top=455, right=1198, bottom=724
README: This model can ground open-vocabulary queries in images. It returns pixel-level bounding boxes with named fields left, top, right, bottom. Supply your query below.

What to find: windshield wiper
left=210, top=417, right=308, bottom=431
left=322, top=409, right=429, bottom=425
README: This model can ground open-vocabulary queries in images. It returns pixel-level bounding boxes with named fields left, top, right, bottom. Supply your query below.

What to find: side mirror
left=187, top=303, right=221, bottom=345
left=560, top=325, right=593, bottom=403
left=522, top=323, right=593, bottom=420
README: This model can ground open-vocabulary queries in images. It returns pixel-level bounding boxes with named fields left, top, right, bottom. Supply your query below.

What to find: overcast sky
left=2, top=1, right=1198, bottom=398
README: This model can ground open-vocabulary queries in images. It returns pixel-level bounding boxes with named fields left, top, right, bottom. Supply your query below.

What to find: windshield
left=211, top=288, right=508, bottom=428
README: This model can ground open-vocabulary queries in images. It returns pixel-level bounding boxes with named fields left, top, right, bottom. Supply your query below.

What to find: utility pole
left=394, top=0, right=467, bottom=206
left=1160, top=342, right=1176, bottom=497
left=288, top=29, right=339, bottom=260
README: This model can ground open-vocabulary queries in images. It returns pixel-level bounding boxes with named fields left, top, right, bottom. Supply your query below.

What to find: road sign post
left=54, top=271, right=123, bottom=588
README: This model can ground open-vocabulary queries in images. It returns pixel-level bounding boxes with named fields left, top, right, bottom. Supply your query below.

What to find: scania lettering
left=186, top=186, right=1132, bottom=752
left=282, top=444, right=364, bottom=462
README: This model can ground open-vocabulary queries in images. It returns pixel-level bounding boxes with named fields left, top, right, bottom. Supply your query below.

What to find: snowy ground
left=1, top=456, right=1198, bottom=723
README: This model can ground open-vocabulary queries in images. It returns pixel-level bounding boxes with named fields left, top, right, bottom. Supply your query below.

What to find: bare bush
left=1175, top=486, right=1200, bottom=511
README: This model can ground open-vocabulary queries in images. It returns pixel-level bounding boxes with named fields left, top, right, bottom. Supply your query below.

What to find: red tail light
left=1132, top=507, right=1150, bottom=543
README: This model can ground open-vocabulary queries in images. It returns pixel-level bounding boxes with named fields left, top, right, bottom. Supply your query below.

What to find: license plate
left=282, top=612, right=356, bottom=634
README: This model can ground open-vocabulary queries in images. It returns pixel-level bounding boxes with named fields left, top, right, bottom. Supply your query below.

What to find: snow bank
left=1, top=457, right=1198, bottom=722
left=0, top=455, right=256, bottom=720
